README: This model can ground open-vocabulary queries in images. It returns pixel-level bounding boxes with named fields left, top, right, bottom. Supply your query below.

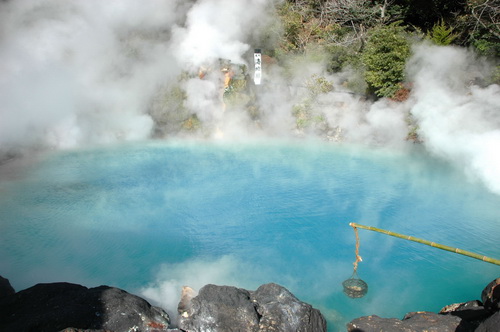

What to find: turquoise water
left=1, top=140, right=499, bottom=331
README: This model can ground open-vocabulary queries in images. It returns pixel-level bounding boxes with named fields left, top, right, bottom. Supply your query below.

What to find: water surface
left=1, top=140, right=499, bottom=331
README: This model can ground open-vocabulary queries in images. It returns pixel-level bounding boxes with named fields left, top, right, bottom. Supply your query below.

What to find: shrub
left=427, top=19, right=457, bottom=45
left=361, top=22, right=411, bottom=98
left=325, top=44, right=363, bottom=73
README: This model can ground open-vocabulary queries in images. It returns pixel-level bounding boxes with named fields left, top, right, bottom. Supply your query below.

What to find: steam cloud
left=139, top=255, right=270, bottom=325
left=0, top=0, right=499, bottom=195
left=406, top=44, right=500, bottom=195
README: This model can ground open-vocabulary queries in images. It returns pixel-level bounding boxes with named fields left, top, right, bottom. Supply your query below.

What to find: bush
left=361, top=23, right=411, bottom=98
left=427, top=19, right=457, bottom=45
left=275, top=2, right=305, bottom=54
left=325, top=44, right=363, bottom=73
left=148, top=81, right=190, bottom=137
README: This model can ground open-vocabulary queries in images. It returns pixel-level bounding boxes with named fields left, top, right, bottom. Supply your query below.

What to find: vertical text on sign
left=254, top=49, right=262, bottom=85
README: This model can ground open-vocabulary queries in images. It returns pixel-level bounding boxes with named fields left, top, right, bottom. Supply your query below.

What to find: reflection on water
left=1, top=140, right=499, bottom=331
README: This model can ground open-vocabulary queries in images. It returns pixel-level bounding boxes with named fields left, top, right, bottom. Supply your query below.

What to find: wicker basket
left=342, top=277, right=368, bottom=298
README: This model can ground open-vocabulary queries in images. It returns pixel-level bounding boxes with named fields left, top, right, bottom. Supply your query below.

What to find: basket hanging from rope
left=343, top=224, right=368, bottom=298
left=343, top=272, right=368, bottom=298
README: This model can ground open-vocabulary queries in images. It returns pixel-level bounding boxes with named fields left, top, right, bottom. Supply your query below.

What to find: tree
left=361, top=22, right=411, bottom=98
left=461, top=0, right=500, bottom=56
left=392, top=0, right=467, bottom=31
left=468, top=0, right=500, bottom=40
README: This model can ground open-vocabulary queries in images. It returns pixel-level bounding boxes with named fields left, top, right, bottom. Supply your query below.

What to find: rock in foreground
left=0, top=276, right=325, bottom=332
left=0, top=281, right=170, bottom=332
left=347, top=277, right=500, bottom=332
left=178, top=283, right=327, bottom=332
left=0, top=275, right=15, bottom=298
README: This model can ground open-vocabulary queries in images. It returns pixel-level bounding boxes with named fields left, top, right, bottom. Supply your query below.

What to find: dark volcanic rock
left=178, top=284, right=260, bottom=331
left=178, top=283, right=327, bottom=332
left=347, top=312, right=473, bottom=332
left=251, top=283, right=327, bottom=331
left=481, top=278, right=500, bottom=313
left=403, top=311, right=475, bottom=331
left=440, top=300, right=491, bottom=329
left=60, top=329, right=113, bottom=332
left=0, top=282, right=170, bottom=332
left=0, top=276, right=15, bottom=298
left=347, top=277, right=500, bottom=332
left=347, top=315, right=404, bottom=331
left=475, top=310, right=500, bottom=332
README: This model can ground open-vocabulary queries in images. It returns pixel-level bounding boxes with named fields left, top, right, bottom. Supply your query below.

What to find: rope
left=352, top=225, right=363, bottom=274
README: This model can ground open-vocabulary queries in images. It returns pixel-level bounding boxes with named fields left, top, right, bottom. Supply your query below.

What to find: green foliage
left=292, top=103, right=311, bottom=129
left=223, top=64, right=255, bottom=109
left=427, top=19, right=457, bottom=45
left=276, top=2, right=304, bottom=54
left=451, top=0, right=500, bottom=58
left=342, top=70, right=369, bottom=96
left=148, top=81, right=191, bottom=136
left=276, top=1, right=349, bottom=58
left=291, top=74, right=333, bottom=131
left=489, top=65, right=500, bottom=85
left=182, top=115, right=201, bottom=131
left=405, top=113, right=421, bottom=142
left=305, top=75, right=334, bottom=96
left=361, top=23, right=411, bottom=98
left=292, top=103, right=327, bottom=131
left=470, top=32, right=500, bottom=57
left=325, top=44, right=363, bottom=73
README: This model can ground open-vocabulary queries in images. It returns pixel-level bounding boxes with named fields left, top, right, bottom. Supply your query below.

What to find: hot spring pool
left=1, top=140, right=499, bottom=331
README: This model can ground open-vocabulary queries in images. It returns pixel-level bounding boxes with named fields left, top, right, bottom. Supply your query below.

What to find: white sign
left=254, top=49, right=262, bottom=85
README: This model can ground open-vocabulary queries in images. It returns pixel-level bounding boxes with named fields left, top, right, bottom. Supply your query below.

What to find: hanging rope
left=343, top=224, right=368, bottom=298
left=352, top=225, right=363, bottom=274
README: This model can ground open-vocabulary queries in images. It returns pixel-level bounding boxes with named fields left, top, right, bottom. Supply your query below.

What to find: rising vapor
left=0, top=0, right=271, bottom=152
left=0, top=0, right=499, bottom=195
left=407, top=44, right=500, bottom=195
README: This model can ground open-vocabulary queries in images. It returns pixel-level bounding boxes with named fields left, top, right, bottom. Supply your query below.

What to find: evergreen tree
left=361, top=22, right=411, bottom=98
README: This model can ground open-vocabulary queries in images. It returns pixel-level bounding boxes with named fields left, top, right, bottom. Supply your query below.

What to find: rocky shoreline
left=1, top=275, right=498, bottom=331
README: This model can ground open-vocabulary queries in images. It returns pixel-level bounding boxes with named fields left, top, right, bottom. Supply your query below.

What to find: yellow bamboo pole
left=349, top=223, right=500, bottom=266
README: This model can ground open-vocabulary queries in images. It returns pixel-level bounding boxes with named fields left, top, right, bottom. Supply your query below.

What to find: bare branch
left=469, top=0, right=500, bottom=39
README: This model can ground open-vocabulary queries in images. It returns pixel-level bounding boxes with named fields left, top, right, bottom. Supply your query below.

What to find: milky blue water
left=1, top=140, right=499, bottom=331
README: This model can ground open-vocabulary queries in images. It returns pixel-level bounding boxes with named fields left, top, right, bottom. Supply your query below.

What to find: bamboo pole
left=349, top=222, right=500, bottom=266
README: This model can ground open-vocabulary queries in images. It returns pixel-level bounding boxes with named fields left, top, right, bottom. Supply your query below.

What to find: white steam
left=0, top=0, right=275, bottom=150
left=139, top=255, right=269, bottom=324
left=171, top=0, right=269, bottom=68
left=407, top=44, right=500, bottom=194
left=0, top=0, right=499, bottom=195
left=0, top=0, right=182, bottom=150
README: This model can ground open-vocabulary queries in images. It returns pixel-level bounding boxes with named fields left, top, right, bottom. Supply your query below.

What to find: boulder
left=178, top=284, right=259, bottom=331
left=60, top=329, right=112, bottom=332
left=251, top=283, right=327, bottom=332
left=347, top=315, right=405, bottom=331
left=481, top=278, right=500, bottom=313
left=347, top=277, right=500, bottom=332
left=439, top=300, right=490, bottom=329
left=178, top=283, right=327, bottom=332
left=0, top=281, right=170, bottom=332
left=347, top=311, right=473, bottom=332
left=475, top=310, right=500, bottom=332
left=0, top=276, right=15, bottom=298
